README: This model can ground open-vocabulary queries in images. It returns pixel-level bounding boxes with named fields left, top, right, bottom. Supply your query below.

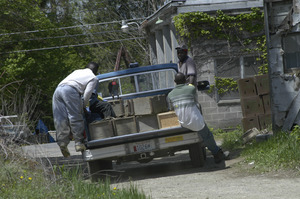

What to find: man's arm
left=186, top=58, right=197, bottom=86
left=187, top=75, right=196, bottom=85
left=83, top=78, right=98, bottom=107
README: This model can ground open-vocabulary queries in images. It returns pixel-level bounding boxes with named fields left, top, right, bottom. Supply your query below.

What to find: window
left=97, top=69, right=176, bottom=99
left=137, top=73, right=153, bottom=92
left=215, top=56, right=260, bottom=101
left=152, top=70, right=175, bottom=90
left=283, top=34, right=300, bottom=71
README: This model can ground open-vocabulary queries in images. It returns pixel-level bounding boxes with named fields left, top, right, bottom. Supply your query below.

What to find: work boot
left=75, top=142, right=86, bottom=152
left=213, top=149, right=225, bottom=164
left=59, top=145, right=70, bottom=158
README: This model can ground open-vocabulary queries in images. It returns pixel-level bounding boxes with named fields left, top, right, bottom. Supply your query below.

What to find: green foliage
left=174, top=8, right=264, bottom=41
left=212, top=126, right=244, bottom=150
left=0, top=143, right=150, bottom=199
left=207, top=77, right=238, bottom=94
left=174, top=8, right=268, bottom=93
left=0, top=0, right=151, bottom=128
left=242, top=128, right=300, bottom=172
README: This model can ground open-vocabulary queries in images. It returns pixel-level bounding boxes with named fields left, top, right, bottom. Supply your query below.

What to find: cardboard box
left=136, top=114, right=159, bottom=132
left=157, top=111, right=180, bottom=129
left=262, top=94, right=271, bottom=114
left=113, top=116, right=138, bottom=136
left=88, top=120, right=114, bottom=140
left=240, top=96, right=264, bottom=117
left=258, top=114, right=272, bottom=130
left=133, top=95, right=168, bottom=115
left=242, top=116, right=260, bottom=132
left=254, top=74, right=270, bottom=95
left=109, top=99, right=125, bottom=117
left=238, top=77, right=257, bottom=97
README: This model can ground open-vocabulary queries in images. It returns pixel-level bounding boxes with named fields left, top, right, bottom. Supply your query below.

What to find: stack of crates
left=88, top=95, right=179, bottom=140
left=238, top=74, right=272, bottom=132
left=133, top=95, right=169, bottom=133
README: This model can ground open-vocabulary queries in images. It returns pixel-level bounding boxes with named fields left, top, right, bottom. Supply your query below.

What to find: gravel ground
left=22, top=143, right=300, bottom=199
left=111, top=150, right=300, bottom=199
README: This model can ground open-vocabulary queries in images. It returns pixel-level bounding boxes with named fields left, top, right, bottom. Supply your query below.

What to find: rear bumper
left=83, top=130, right=203, bottom=162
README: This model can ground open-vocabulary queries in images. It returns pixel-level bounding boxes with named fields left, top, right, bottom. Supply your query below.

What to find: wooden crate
left=254, top=74, right=270, bottom=95
left=108, top=99, right=125, bottom=117
left=242, top=116, right=260, bottom=132
left=238, top=77, right=257, bottom=98
left=88, top=120, right=114, bottom=140
left=113, top=116, right=138, bottom=136
left=133, top=95, right=168, bottom=115
left=123, top=99, right=134, bottom=116
left=136, top=114, right=159, bottom=132
left=258, top=114, right=272, bottom=130
left=240, top=96, right=264, bottom=117
left=262, top=94, right=271, bottom=114
left=157, top=111, right=180, bottom=129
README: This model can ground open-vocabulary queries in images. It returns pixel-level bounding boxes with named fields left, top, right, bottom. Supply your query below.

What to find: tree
left=0, top=0, right=161, bottom=129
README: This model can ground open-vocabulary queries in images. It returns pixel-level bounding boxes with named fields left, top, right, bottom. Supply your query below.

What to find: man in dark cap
left=167, top=72, right=226, bottom=164
left=175, top=44, right=197, bottom=87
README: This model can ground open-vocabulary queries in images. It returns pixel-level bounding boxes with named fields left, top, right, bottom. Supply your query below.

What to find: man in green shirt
left=167, top=72, right=225, bottom=163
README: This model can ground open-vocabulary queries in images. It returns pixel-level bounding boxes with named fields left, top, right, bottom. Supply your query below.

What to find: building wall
left=191, top=39, right=244, bottom=129
left=144, top=0, right=264, bottom=129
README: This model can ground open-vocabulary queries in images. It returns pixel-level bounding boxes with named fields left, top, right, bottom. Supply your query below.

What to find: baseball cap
left=175, top=44, right=188, bottom=51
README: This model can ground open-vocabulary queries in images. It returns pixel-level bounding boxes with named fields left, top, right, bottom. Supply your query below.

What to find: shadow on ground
left=39, top=149, right=243, bottom=183
left=102, top=149, right=242, bottom=183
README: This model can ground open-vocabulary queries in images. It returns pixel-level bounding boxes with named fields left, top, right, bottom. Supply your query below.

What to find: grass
left=213, top=125, right=244, bottom=150
left=213, top=125, right=300, bottom=174
left=0, top=141, right=150, bottom=199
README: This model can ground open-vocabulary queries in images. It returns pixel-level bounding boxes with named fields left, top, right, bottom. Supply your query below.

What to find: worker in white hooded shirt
left=52, top=62, right=99, bottom=157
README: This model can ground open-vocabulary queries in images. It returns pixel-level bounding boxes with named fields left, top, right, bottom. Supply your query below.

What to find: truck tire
left=189, top=143, right=205, bottom=167
left=88, top=159, right=113, bottom=182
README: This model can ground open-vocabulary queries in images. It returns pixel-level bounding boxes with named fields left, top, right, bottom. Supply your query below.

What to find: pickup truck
left=82, top=63, right=209, bottom=181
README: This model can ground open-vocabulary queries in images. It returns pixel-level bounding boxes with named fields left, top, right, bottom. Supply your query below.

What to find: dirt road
left=22, top=143, right=300, bottom=199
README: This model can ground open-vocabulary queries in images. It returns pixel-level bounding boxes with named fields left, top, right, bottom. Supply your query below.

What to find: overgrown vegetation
left=0, top=142, right=150, bottom=199
left=173, top=8, right=268, bottom=94
left=242, top=127, right=300, bottom=172
left=213, top=126, right=300, bottom=174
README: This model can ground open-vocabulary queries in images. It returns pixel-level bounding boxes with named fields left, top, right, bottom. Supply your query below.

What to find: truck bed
left=86, top=126, right=195, bottom=149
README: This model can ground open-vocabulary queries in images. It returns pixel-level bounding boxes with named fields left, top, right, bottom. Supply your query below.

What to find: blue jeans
left=52, top=85, right=84, bottom=146
left=198, top=124, right=220, bottom=155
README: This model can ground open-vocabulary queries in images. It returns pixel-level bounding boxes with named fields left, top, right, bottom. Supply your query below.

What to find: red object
left=112, top=81, right=117, bottom=85
left=83, top=130, right=86, bottom=139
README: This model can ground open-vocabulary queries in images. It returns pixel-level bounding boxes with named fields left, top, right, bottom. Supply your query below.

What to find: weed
left=0, top=141, right=150, bottom=199
left=213, top=126, right=244, bottom=150
left=242, top=128, right=300, bottom=172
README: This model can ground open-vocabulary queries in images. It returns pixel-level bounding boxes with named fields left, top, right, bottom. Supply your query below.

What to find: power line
left=1, top=29, right=129, bottom=44
left=0, top=37, right=145, bottom=54
left=0, top=18, right=146, bottom=37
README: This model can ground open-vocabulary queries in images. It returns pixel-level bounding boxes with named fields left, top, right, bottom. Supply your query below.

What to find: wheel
left=88, top=159, right=113, bottom=182
left=189, top=143, right=205, bottom=167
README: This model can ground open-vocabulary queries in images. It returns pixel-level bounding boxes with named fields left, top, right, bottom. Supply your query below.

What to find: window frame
left=97, top=68, right=177, bottom=100
left=214, top=55, right=261, bottom=102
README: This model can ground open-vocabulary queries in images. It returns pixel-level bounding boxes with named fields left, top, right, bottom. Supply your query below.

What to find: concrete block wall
left=194, top=56, right=243, bottom=130
left=197, top=91, right=243, bottom=129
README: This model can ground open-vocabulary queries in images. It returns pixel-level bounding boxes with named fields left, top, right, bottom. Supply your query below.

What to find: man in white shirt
left=52, top=62, right=99, bottom=157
